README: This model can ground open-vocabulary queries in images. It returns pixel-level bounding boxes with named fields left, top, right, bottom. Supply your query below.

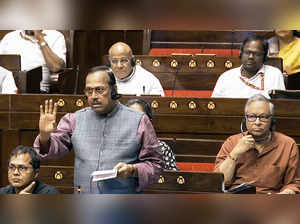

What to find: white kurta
left=0, top=66, right=17, bottom=94
left=0, top=30, right=66, bottom=92
left=116, top=65, right=165, bottom=96
left=211, top=65, right=286, bottom=98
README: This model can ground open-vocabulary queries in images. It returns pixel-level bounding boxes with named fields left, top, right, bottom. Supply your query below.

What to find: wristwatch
left=39, top=41, right=47, bottom=47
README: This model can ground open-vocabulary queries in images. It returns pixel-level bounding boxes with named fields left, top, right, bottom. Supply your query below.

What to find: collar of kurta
left=239, top=64, right=265, bottom=81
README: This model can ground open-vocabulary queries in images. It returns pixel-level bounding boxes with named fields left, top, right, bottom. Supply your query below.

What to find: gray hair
left=244, top=94, right=274, bottom=115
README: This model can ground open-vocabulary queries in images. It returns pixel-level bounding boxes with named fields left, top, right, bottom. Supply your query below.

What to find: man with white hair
left=215, top=94, right=300, bottom=194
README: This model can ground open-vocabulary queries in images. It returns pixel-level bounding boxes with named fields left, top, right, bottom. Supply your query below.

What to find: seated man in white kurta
left=108, top=42, right=165, bottom=96
left=212, top=34, right=285, bottom=98
left=0, top=30, right=66, bottom=93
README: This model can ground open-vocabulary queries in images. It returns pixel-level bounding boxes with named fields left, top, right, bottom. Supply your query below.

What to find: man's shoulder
left=224, top=133, right=244, bottom=144
left=34, top=181, right=60, bottom=194
left=219, top=67, right=240, bottom=78
left=263, top=64, right=282, bottom=74
left=75, top=107, right=91, bottom=114
left=135, top=65, right=157, bottom=79
left=3, top=31, right=19, bottom=38
left=0, top=185, right=14, bottom=194
left=0, top=66, right=12, bottom=75
left=273, top=132, right=296, bottom=144
left=43, top=30, right=65, bottom=38
left=119, top=103, right=144, bottom=118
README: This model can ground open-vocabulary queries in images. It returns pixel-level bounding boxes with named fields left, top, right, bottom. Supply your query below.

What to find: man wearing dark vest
left=34, top=66, right=163, bottom=193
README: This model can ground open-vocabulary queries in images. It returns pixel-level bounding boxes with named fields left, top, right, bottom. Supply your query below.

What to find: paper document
left=91, top=169, right=117, bottom=182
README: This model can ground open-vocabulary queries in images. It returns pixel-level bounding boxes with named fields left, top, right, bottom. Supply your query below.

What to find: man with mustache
left=212, top=34, right=285, bottom=98
left=108, top=42, right=165, bottom=96
left=0, top=30, right=66, bottom=93
left=34, top=66, right=163, bottom=193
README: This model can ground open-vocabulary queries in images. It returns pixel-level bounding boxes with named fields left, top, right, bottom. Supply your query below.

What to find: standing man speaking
left=34, top=66, right=163, bottom=193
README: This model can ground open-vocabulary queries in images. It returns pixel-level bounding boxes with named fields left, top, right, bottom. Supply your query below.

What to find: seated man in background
left=108, top=42, right=165, bottom=96
left=0, top=145, right=59, bottom=194
left=0, top=66, right=17, bottom=94
left=215, top=94, right=300, bottom=194
left=0, top=30, right=66, bottom=93
left=212, top=34, right=285, bottom=98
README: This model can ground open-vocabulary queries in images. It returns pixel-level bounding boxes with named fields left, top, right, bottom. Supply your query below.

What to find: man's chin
left=11, top=182, right=24, bottom=188
left=250, top=131, right=268, bottom=139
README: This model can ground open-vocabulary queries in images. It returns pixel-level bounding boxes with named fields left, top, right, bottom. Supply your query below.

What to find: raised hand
left=39, top=99, right=57, bottom=139
left=19, top=181, right=36, bottom=194
left=33, top=30, right=46, bottom=43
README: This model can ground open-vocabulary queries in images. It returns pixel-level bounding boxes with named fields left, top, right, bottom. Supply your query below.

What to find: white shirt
left=0, top=30, right=66, bottom=92
left=0, top=66, right=17, bottom=94
left=116, top=65, right=165, bottom=96
left=211, top=65, right=286, bottom=98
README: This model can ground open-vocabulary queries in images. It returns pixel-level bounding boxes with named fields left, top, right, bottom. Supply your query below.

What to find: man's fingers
left=114, top=162, right=125, bottom=170
left=49, top=99, right=53, bottom=114
left=45, top=100, right=48, bottom=113
left=53, top=102, right=58, bottom=117
left=40, top=104, right=44, bottom=115
left=20, top=181, right=36, bottom=194
left=25, top=181, right=36, bottom=191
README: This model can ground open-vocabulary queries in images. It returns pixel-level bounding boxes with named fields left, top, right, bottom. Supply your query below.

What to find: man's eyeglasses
left=246, top=114, right=272, bottom=122
left=8, top=164, right=32, bottom=174
left=243, top=50, right=264, bottom=57
left=110, top=58, right=130, bottom=65
left=84, top=87, right=107, bottom=96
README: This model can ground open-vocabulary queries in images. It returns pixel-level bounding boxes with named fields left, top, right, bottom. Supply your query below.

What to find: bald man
left=108, top=42, right=165, bottom=96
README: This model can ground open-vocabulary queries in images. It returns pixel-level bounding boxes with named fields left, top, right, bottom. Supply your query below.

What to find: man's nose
left=91, top=90, right=98, bottom=98
left=248, top=52, right=254, bottom=59
left=254, top=117, right=261, bottom=124
left=13, top=168, right=20, bottom=175
left=117, top=61, right=123, bottom=68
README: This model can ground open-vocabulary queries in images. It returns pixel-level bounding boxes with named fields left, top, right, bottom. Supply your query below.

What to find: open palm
left=39, top=99, right=57, bottom=134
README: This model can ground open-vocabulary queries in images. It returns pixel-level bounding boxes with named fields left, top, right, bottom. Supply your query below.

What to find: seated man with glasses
left=108, top=42, right=165, bottom=96
left=212, top=34, right=285, bottom=98
left=214, top=94, right=300, bottom=194
left=34, top=66, right=163, bottom=194
left=0, top=145, right=59, bottom=194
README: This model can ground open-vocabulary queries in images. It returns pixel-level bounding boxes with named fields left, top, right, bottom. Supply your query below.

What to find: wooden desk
left=1, top=95, right=300, bottom=193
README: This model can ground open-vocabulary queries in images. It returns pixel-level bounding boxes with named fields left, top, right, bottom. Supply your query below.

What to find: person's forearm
left=39, top=132, right=51, bottom=154
left=39, top=42, right=65, bottom=72
left=218, top=152, right=239, bottom=184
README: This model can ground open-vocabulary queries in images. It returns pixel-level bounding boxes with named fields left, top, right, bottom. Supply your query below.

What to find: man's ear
left=34, top=169, right=39, bottom=179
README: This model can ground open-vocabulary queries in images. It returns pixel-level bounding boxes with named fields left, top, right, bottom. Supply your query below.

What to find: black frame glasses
left=246, top=114, right=272, bottom=122
left=110, top=58, right=130, bottom=65
left=243, top=50, right=264, bottom=57
left=8, top=164, right=32, bottom=174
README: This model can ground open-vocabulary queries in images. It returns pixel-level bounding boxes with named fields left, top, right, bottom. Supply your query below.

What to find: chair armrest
left=50, top=67, right=79, bottom=94
left=13, top=66, right=42, bottom=93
